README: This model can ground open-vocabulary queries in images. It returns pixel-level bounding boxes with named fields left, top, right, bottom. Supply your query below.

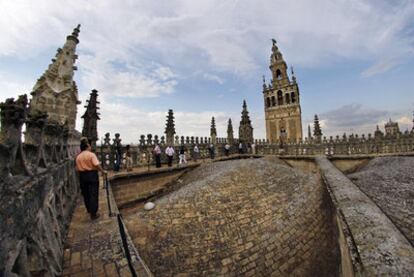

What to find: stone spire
left=227, top=118, right=234, bottom=144
left=239, top=100, right=254, bottom=144
left=374, top=125, right=384, bottom=138
left=28, top=24, right=81, bottom=135
left=308, top=124, right=312, bottom=139
left=210, top=117, right=217, bottom=144
left=313, top=114, right=322, bottom=143
left=412, top=111, right=414, bottom=132
left=81, top=89, right=100, bottom=150
left=291, top=66, right=296, bottom=83
left=269, top=39, right=289, bottom=86
left=165, top=109, right=175, bottom=145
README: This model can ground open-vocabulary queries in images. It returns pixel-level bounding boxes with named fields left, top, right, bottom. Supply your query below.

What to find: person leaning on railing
left=76, top=137, right=107, bottom=220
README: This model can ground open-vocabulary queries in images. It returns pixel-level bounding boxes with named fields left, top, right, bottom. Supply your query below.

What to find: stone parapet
left=316, top=156, right=414, bottom=275
left=0, top=94, right=81, bottom=276
left=0, top=159, right=80, bottom=276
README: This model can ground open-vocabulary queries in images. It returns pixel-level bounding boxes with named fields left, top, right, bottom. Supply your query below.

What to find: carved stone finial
left=103, top=132, right=111, bottom=146
left=0, top=94, right=32, bottom=180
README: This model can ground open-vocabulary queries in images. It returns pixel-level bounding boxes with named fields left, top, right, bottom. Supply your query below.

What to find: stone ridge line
left=316, top=156, right=414, bottom=276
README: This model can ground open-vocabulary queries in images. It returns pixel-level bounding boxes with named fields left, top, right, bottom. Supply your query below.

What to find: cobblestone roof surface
left=124, top=157, right=340, bottom=276
left=348, top=156, right=414, bottom=245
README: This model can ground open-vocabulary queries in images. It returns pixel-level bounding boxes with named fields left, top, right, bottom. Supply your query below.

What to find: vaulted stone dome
left=125, top=157, right=340, bottom=276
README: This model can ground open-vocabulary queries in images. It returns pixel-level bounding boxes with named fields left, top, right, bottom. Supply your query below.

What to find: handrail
left=117, top=214, right=137, bottom=277
left=105, top=175, right=113, bottom=216
left=104, top=174, right=152, bottom=277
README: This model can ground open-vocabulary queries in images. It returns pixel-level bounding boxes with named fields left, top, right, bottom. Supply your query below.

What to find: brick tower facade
left=263, top=39, right=302, bottom=143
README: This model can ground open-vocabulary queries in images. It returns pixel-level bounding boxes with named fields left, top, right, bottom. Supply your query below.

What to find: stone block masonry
left=0, top=159, right=80, bottom=276
left=124, top=157, right=340, bottom=276
left=316, top=156, right=414, bottom=275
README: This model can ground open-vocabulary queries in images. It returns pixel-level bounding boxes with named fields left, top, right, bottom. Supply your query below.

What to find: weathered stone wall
left=0, top=94, right=80, bottom=276
left=112, top=171, right=186, bottom=209
left=122, top=157, right=340, bottom=276
left=330, top=157, right=370, bottom=174
left=0, top=159, right=79, bottom=276
left=316, top=156, right=414, bottom=275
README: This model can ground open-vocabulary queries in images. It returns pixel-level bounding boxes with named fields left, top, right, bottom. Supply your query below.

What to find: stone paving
left=62, top=187, right=133, bottom=277
left=61, top=157, right=232, bottom=276
left=124, top=156, right=340, bottom=276
left=348, top=156, right=414, bottom=245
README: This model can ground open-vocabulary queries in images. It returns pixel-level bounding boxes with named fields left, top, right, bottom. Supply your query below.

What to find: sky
left=1, top=0, right=414, bottom=143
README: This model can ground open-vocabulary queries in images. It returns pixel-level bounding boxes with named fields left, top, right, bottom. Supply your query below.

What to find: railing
left=104, top=175, right=153, bottom=277
left=117, top=214, right=137, bottom=277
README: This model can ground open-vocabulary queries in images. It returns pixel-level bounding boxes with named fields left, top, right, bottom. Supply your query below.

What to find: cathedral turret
left=239, top=100, right=254, bottom=144
left=411, top=111, right=414, bottom=133
left=313, top=114, right=322, bottom=143
left=263, top=39, right=302, bottom=143
left=165, top=109, right=175, bottom=145
left=26, top=25, right=82, bottom=145
left=227, top=118, right=234, bottom=144
left=384, top=118, right=400, bottom=137
left=374, top=125, right=384, bottom=138
left=210, top=117, right=217, bottom=144
left=81, top=89, right=100, bottom=150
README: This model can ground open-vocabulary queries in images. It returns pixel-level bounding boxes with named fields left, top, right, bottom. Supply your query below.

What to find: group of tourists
left=158, top=144, right=200, bottom=167
left=75, top=137, right=258, bottom=221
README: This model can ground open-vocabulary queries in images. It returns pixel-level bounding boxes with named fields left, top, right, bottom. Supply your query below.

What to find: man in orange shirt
left=76, top=138, right=107, bottom=220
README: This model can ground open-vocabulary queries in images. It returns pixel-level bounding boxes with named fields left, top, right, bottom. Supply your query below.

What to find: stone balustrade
left=96, top=131, right=414, bottom=170
left=0, top=94, right=81, bottom=276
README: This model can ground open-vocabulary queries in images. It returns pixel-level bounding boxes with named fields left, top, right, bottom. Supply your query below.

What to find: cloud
left=79, top=55, right=178, bottom=98
left=0, top=73, right=33, bottom=101
left=202, top=73, right=224, bottom=84
left=1, top=0, right=414, bottom=143
left=84, top=99, right=231, bottom=144
left=1, top=0, right=414, bottom=78
left=305, top=103, right=412, bottom=136
left=75, top=94, right=266, bottom=143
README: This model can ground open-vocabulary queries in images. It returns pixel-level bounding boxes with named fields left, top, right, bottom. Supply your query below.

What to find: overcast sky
left=1, top=0, right=414, bottom=143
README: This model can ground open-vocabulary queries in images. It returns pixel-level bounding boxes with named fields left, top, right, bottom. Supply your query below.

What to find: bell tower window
left=277, top=90, right=283, bottom=105
left=271, top=96, right=276, bottom=106
left=266, top=97, right=271, bottom=108
left=276, top=69, right=282, bottom=80
left=285, top=93, right=290, bottom=104
left=291, top=92, right=296, bottom=103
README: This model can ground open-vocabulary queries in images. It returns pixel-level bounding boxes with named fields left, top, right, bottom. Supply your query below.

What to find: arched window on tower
left=291, top=92, right=296, bottom=103
left=271, top=96, right=276, bottom=106
left=277, top=90, right=283, bottom=105
left=285, top=93, right=290, bottom=104
left=266, top=97, right=271, bottom=108
left=276, top=69, right=282, bottom=80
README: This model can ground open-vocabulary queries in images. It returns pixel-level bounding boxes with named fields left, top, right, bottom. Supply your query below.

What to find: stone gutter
left=105, top=175, right=154, bottom=276
left=316, top=155, right=414, bottom=276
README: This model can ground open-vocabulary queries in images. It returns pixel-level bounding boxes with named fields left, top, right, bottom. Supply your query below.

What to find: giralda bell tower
left=263, top=39, right=302, bottom=143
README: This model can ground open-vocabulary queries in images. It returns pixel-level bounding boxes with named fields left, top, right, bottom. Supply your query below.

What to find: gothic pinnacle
left=291, top=66, right=296, bottom=82
left=67, top=24, right=81, bottom=43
